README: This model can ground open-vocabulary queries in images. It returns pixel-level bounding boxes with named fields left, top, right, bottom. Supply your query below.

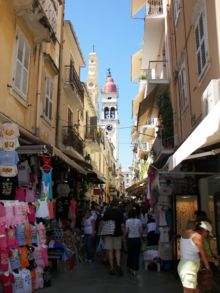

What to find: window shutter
left=13, top=32, right=30, bottom=98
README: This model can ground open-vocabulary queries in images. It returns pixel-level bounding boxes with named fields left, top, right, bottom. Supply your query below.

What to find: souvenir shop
left=146, top=157, right=220, bottom=269
left=0, top=122, right=81, bottom=293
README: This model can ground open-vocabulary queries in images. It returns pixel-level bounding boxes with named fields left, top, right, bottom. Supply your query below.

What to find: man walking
left=102, top=199, right=125, bottom=276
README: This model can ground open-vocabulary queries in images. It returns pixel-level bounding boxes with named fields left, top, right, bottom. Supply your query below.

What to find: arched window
left=104, top=107, right=109, bottom=119
left=110, top=107, right=115, bottom=118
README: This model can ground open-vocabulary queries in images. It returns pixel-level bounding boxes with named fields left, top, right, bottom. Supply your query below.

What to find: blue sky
left=65, top=0, right=144, bottom=170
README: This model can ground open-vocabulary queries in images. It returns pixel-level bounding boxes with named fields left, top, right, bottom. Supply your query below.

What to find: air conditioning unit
left=202, top=79, right=220, bottom=116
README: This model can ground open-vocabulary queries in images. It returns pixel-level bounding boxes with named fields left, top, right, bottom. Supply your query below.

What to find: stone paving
left=40, top=260, right=182, bottom=293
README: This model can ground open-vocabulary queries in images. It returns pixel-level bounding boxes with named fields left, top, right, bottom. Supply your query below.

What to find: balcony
left=64, top=65, right=84, bottom=105
left=146, top=0, right=163, bottom=18
left=152, top=135, right=174, bottom=168
left=62, top=126, right=84, bottom=156
left=84, top=127, right=101, bottom=153
left=148, top=60, right=169, bottom=84
left=13, top=0, right=59, bottom=42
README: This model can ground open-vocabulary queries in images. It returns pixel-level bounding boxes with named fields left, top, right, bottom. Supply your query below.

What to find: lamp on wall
left=85, top=154, right=91, bottom=164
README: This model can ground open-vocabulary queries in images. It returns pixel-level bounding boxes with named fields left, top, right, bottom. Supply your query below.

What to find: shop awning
left=126, top=177, right=147, bottom=193
left=132, top=88, right=145, bottom=118
left=131, top=0, right=146, bottom=16
left=131, top=49, right=143, bottom=82
left=137, top=86, right=158, bottom=128
left=52, top=146, right=87, bottom=175
left=87, top=171, right=106, bottom=184
left=166, top=101, right=220, bottom=171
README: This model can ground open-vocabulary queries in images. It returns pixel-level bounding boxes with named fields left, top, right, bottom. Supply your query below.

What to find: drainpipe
left=35, top=43, right=43, bottom=137
left=55, top=1, right=65, bottom=147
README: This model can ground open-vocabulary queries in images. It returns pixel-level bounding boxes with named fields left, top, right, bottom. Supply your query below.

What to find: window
left=13, top=30, right=30, bottom=99
left=195, top=2, right=208, bottom=78
left=44, top=75, right=53, bottom=121
left=178, top=62, right=187, bottom=113
left=104, top=107, right=109, bottom=119
left=110, top=107, right=115, bottom=118
left=173, top=0, right=181, bottom=25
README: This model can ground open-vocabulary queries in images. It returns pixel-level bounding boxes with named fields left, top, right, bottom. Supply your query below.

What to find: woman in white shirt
left=81, top=210, right=95, bottom=262
left=125, top=208, right=143, bottom=276
left=178, top=221, right=211, bottom=292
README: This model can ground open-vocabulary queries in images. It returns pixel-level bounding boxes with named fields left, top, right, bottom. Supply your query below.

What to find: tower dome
left=102, top=69, right=117, bottom=93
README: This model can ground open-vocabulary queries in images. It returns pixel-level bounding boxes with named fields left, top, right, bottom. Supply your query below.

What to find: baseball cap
left=199, top=221, right=213, bottom=236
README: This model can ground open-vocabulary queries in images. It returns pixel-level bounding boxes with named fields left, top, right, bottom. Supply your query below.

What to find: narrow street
left=40, top=258, right=182, bottom=293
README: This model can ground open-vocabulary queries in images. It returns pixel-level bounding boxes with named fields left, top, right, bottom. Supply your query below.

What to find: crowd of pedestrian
left=80, top=199, right=158, bottom=277
left=79, top=200, right=220, bottom=292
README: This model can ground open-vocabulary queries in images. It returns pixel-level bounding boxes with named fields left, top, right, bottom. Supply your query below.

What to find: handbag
left=197, top=268, right=212, bottom=290
left=100, top=220, right=115, bottom=236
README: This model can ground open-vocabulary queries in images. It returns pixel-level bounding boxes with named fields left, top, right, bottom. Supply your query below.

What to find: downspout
left=55, top=0, right=65, bottom=147
left=171, top=5, right=183, bottom=141
left=35, top=43, right=43, bottom=137
left=182, top=0, right=193, bottom=125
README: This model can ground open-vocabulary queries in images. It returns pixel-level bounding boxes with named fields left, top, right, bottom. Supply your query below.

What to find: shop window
left=13, top=30, right=30, bottom=99
left=44, top=75, right=53, bottom=121
left=178, top=61, right=188, bottom=113
left=194, top=1, right=209, bottom=79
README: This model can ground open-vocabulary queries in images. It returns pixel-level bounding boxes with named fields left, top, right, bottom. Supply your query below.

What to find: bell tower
left=101, top=69, right=119, bottom=163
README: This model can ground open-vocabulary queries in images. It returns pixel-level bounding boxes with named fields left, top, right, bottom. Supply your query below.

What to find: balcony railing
left=146, top=0, right=163, bottom=17
left=13, top=0, right=58, bottom=41
left=62, top=126, right=84, bottom=156
left=64, top=65, right=84, bottom=104
left=153, top=135, right=174, bottom=157
left=85, top=127, right=101, bottom=144
left=148, top=60, right=169, bottom=83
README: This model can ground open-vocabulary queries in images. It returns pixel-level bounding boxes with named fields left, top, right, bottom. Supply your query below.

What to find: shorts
left=104, top=236, right=122, bottom=250
left=178, top=260, right=200, bottom=289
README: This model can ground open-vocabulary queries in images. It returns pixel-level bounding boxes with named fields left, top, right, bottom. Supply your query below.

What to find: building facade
left=130, top=0, right=220, bottom=267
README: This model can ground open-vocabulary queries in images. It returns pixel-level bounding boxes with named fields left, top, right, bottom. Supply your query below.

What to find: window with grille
left=173, top=0, right=181, bottom=25
left=44, top=75, right=53, bottom=121
left=195, top=2, right=208, bottom=79
left=13, top=30, right=30, bottom=99
left=178, top=62, right=187, bottom=113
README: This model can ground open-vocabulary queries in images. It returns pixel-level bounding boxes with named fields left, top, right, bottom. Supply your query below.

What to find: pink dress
left=0, top=249, right=9, bottom=271
left=6, top=227, right=18, bottom=248
left=34, top=267, right=44, bottom=289
left=15, top=187, right=26, bottom=202
left=37, top=223, right=46, bottom=245
left=0, top=203, right=6, bottom=226
left=5, top=204, right=15, bottom=227
left=27, top=204, right=36, bottom=223
left=25, top=188, right=35, bottom=202
left=0, top=225, right=7, bottom=249
left=14, top=204, right=24, bottom=225
left=33, top=247, right=45, bottom=268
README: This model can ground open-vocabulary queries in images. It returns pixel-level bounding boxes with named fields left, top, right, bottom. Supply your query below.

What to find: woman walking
left=81, top=210, right=96, bottom=262
left=125, top=208, right=143, bottom=276
left=178, top=221, right=212, bottom=293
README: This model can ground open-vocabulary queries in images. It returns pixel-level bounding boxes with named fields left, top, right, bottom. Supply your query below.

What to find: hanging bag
left=100, top=220, right=115, bottom=236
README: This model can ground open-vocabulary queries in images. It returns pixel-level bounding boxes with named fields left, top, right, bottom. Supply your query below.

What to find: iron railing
left=64, top=65, right=84, bottom=103
left=62, top=126, right=84, bottom=155
left=146, top=0, right=163, bottom=16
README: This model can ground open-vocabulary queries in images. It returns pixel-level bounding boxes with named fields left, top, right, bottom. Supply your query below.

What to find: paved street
left=40, top=259, right=182, bottom=293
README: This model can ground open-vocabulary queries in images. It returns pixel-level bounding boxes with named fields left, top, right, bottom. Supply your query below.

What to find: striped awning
left=131, top=49, right=143, bottom=81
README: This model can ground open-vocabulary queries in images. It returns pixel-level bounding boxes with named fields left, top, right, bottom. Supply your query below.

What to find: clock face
left=106, top=124, right=113, bottom=132
left=88, top=81, right=94, bottom=88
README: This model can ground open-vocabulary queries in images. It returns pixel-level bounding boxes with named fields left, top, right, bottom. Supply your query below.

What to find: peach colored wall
left=168, top=0, right=220, bottom=143
left=0, top=1, right=64, bottom=146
